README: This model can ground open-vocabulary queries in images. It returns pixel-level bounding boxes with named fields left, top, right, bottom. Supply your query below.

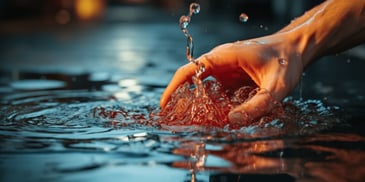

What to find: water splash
left=0, top=73, right=343, bottom=137
left=158, top=80, right=233, bottom=128
left=179, top=2, right=205, bottom=77
left=156, top=3, right=341, bottom=131
left=159, top=3, right=241, bottom=129
left=161, top=4, right=261, bottom=129
left=156, top=78, right=341, bottom=132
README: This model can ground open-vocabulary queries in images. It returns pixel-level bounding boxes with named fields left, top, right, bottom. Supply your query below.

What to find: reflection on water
left=1, top=71, right=365, bottom=182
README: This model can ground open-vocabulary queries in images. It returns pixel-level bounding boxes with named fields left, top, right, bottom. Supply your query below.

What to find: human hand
left=160, top=33, right=304, bottom=125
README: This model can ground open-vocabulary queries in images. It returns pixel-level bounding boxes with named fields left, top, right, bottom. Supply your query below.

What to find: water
left=179, top=2, right=204, bottom=77
left=168, top=3, right=257, bottom=128
left=1, top=8, right=365, bottom=182
left=189, top=3, right=201, bottom=15
left=278, top=58, right=287, bottom=65
left=160, top=3, right=232, bottom=128
left=163, top=4, right=297, bottom=129
left=0, top=74, right=363, bottom=181
left=239, top=13, right=249, bottom=23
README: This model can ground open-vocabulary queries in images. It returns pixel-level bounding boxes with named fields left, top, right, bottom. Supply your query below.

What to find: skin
left=160, top=0, right=365, bottom=125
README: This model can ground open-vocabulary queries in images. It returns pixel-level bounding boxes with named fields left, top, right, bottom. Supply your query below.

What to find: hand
left=160, top=33, right=304, bottom=125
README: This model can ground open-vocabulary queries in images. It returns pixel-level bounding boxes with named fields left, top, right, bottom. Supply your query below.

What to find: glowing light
left=118, top=79, right=138, bottom=87
left=75, top=0, right=104, bottom=20
left=118, top=78, right=142, bottom=93
left=113, top=92, right=131, bottom=101
left=117, top=136, right=129, bottom=141
left=116, top=50, right=145, bottom=72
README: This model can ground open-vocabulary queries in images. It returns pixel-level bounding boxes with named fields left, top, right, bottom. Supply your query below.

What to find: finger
left=160, top=63, right=195, bottom=108
left=160, top=58, right=212, bottom=108
left=228, top=88, right=280, bottom=126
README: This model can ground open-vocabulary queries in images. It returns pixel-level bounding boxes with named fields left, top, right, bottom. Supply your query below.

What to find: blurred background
left=0, top=0, right=325, bottom=73
left=0, top=0, right=323, bottom=24
left=0, top=0, right=363, bottom=101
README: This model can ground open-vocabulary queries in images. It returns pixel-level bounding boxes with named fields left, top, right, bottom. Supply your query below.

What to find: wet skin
left=160, top=0, right=365, bottom=125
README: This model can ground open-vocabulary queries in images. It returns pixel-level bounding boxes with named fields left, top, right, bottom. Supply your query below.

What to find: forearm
left=280, top=0, right=365, bottom=67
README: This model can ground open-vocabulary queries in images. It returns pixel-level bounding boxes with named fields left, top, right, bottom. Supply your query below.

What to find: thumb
left=228, top=88, right=280, bottom=126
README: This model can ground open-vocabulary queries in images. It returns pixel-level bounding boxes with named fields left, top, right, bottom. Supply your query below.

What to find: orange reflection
left=170, top=134, right=365, bottom=181
left=75, top=0, right=105, bottom=21
left=171, top=139, right=285, bottom=181
left=208, top=140, right=285, bottom=172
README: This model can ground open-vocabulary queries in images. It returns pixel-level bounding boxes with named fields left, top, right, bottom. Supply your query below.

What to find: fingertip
left=159, top=57, right=212, bottom=109
left=228, top=110, right=250, bottom=126
left=228, top=89, right=276, bottom=126
left=159, top=54, right=215, bottom=109
left=159, top=63, right=195, bottom=109
left=160, top=89, right=171, bottom=108
left=159, top=96, right=167, bottom=109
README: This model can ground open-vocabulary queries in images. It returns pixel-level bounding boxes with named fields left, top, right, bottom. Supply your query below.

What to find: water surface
left=1, top=19, right=365, bottom=182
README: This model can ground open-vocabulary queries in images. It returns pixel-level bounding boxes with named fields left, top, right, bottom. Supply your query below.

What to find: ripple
left=10, top=79, right=66, bottom=90
left=0, top=76, right=353, bottom=182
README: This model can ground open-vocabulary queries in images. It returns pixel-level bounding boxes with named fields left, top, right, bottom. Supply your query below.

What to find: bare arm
left=160, top=0, right=365, bottom=125
left=281, top=0, right=365, bottom=67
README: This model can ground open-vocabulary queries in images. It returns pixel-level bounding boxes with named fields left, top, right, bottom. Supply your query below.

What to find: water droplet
left=190, top=3, right=200, bottom=15
left=198, top=63, right=205, bottom=73
left=179, top=15, right=190, bottom=29
left=195, top=63, right=205, bottom=78
left=186, top=36, right=194, bottom=62
left=279, top=151, right=284, bottom=157
left=239, top=13, right=249, bottom=23
left=180, top=3, right=205, bottom=75
left=278, top=58, right=287, bottom=65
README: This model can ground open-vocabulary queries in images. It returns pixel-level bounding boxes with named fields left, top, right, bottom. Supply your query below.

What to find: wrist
left=278, top=0, right=365, bottom=68
left=285, top=27, right=317, bottom=68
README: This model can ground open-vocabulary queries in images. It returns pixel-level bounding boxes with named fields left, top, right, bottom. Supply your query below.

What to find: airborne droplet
left=278, top=58, right=287, bottom=65
left=239, top=13, right=249, bottom=23
left=179, top=15, right=190, bottom=29
left=186, top=36, right=194, bottom=62
left=190, top=3, right=200, bottom=15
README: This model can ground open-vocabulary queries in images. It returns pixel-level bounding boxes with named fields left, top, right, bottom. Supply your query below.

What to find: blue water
left=1, top=18, right=365, bottom=182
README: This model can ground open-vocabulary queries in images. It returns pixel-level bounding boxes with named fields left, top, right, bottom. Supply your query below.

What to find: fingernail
left=228, top=111, right=250, bottom=126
